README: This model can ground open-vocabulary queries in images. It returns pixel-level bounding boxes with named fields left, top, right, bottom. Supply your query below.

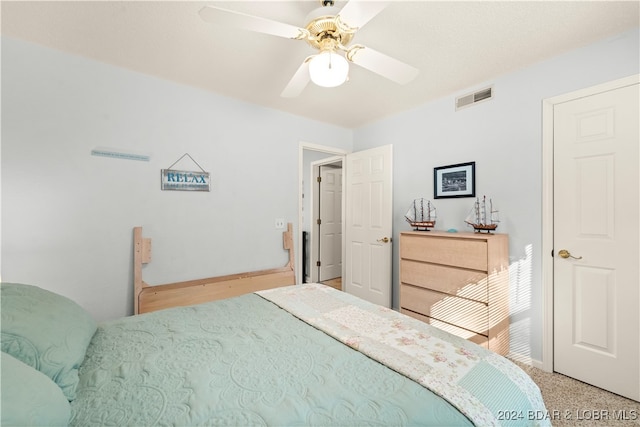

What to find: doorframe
left=309, top=157, right=344, bottom=284
left=298, top=142, right=348, bottom=285
left=541, top=74, right=639, bottom=373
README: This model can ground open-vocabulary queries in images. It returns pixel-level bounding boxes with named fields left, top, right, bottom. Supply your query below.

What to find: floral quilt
left=258, top=283, right=550, bottom=427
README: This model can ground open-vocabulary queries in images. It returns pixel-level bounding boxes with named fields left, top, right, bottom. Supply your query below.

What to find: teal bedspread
left=71, top=292, right=472, bottom=426
left=71, top=285, right=549, bottom=426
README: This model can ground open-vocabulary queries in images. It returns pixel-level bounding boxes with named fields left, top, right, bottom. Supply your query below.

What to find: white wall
left=1, top=37, right=352, bottom=321
left=353, top=27, right=640, bottom=364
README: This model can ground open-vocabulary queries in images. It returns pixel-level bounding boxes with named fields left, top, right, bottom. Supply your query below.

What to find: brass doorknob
left=558, top=249, right=582, bottom=260
left=377, top=237, right=391, bottom=243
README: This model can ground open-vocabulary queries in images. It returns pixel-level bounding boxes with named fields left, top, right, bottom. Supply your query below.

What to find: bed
left=1, top=225, right=550, bottom=426
left=1, top=278, right=551, bottom=426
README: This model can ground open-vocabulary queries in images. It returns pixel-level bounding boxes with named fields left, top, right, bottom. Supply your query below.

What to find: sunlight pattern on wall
left=508, top=244, right=533, bottom=364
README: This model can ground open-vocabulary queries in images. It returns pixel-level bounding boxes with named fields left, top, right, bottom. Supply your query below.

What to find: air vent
left=455, top=86, right=493, bottom=111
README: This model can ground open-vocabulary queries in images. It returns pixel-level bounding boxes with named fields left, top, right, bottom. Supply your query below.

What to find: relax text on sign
left=161, top=169, right=210, bottom=192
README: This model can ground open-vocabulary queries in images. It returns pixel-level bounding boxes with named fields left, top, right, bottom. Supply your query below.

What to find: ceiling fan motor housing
left=304, top=7, right=354, bottom=51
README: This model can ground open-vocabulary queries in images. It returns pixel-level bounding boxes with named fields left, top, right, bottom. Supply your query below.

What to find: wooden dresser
left=399, top=231, right=510, bottom=355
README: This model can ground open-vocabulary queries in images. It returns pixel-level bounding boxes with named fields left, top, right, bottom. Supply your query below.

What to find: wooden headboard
left=133, top=224, right=296, bottom=314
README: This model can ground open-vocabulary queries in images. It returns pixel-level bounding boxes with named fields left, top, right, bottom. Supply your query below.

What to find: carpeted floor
left=511, top=360, right=640, bottom=426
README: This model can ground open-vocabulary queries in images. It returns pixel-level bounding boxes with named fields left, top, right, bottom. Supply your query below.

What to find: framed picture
left=434, top=161, right=476, bottom=199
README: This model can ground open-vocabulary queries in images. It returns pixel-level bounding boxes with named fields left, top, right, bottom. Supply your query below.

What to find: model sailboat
left=465, top=196, right=499, bottom=233
left=405, top=198, right=436, bottom=231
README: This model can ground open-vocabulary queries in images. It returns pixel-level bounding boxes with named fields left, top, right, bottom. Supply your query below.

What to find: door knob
left=558, top=249, right=582, bottom=260
left=377, top=237, right=391, bottom=243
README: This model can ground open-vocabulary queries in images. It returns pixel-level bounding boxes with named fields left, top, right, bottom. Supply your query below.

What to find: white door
left=553, top=81, right=639, bottom=400
left=318, top=164, right=342, bottom=281
left=344, top=144, right=393, bottom=307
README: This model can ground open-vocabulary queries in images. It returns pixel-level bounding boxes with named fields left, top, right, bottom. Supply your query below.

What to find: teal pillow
left=1, top=351, right=71, bottom=426
left=1, top=283, right=97, bottom=401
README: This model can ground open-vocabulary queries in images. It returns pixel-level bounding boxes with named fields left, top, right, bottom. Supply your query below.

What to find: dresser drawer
left=400, top=259, right=488, bottom=303
left=400, top=285, right=488, bottom=335
left=401, top=309, right=489, bottom=348
left=400, top=234, right=488, bottom=271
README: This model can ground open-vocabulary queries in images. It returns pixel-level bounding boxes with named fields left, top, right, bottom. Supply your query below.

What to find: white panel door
left=553, top=82, right=639, bottom=400
left=319, top=165, right=342, bottom=281
left=345, top=145, right=393, bottom=307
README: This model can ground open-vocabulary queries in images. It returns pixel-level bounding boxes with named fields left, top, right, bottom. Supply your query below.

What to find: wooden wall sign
left=161, top=153, right=210, bottom=192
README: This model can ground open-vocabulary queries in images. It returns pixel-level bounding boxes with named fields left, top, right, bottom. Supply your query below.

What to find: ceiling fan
left=199, top=0, right=419, bottom=97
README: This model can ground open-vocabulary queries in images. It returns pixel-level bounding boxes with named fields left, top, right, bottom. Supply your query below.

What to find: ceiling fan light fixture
left=308, top=51, right=349, bottom=88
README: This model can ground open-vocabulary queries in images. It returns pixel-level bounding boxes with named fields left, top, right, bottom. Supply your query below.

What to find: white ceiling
left=2, top=1, right=639, bottom=128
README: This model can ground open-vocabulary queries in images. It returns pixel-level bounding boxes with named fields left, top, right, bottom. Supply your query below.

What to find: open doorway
left=298, top=143, right=394, bottom=306
left=298, top=143, right=346, bottom=286
left=310, top=159, right=343, bottom=289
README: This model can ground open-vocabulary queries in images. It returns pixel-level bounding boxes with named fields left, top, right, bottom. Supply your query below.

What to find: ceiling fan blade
left=281, top=57, right=313, bottom=98
left=347, top=45, right=418, bottom=85
left=337, top=0, right=390, bottom=30
left=199, top=6, right=308, bottom=40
